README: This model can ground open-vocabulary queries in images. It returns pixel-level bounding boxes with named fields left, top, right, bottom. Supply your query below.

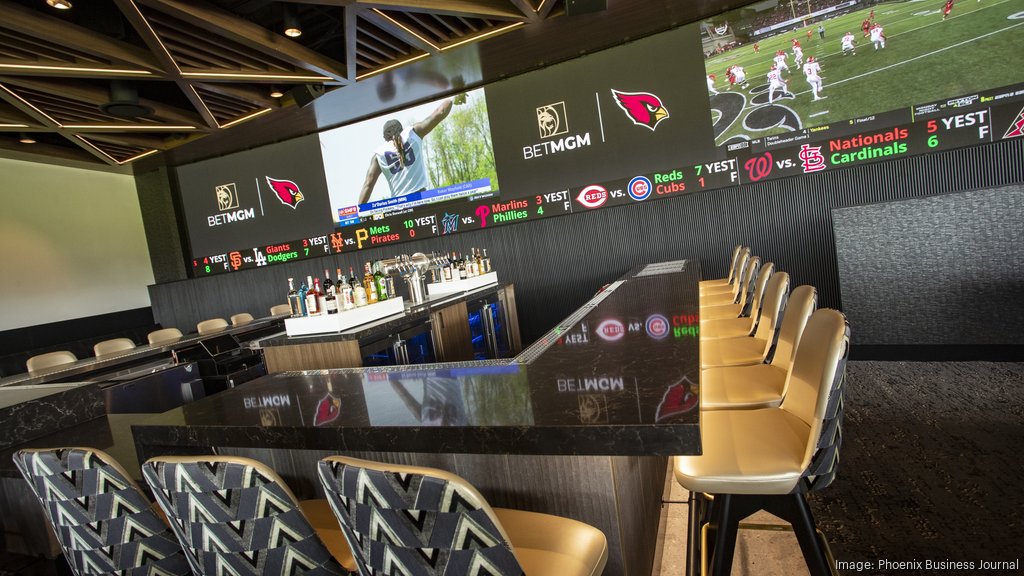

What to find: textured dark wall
left=147, top=137, right=1024, bottom=344
left=833, top=184, right=1024, bottom=346
left=135, top=167, right=188, bottom=283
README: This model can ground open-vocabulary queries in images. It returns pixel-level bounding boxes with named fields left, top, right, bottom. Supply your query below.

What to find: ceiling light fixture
left=269, top=85, right=284, bottom=98
left=283, top=5, right=302, bottom=38
left=18, top=133, right=36, bottom=144
left=46, top=0, right=72, bottom=9
left=219, top=108, right=273, bottom=129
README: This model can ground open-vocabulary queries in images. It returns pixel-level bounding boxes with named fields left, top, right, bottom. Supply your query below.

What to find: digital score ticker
left=191, top=95, right=1024, bottom=276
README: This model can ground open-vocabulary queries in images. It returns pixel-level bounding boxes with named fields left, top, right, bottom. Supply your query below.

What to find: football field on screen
left=705, top=0, right=1024, bottom=146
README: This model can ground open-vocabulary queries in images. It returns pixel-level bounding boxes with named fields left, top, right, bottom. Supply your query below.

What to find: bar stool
left=270, top=303, right=292, bottom=316
left=13, top=447, right=191, bottom=576
left=699, top=244, right=744, bottom=291
left=142, top=455, right=355, bottom=575
left=701, top=285, right=816, bottom=410
left=701, top=248, right=751, bottom=297
left=26, top=350, right=77, bottom=375
left=676, top=309, right=849, bottom=576
left=196, top=318, right=229, bottom=335
left=701, top=272, right=789, bottom=369
left=701, top=261, right=774, bottom=332
left=317, top=455, right=609, bottom=576
left=701, top=256, right=759, bottom=307
left=230, top=312, right=254, bottom=326
left=93, top=337, right=136, bottom=358
left=148, top=327, right=183, bottom=345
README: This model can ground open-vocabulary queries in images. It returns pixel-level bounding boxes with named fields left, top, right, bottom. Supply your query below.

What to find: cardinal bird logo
left=656, top=377, right=698, bottom=422
left=266, top=176, right=304, bottom=209
left=314, top=393, right=341, bottom=426
left=611, top=89, right=669, bottom=131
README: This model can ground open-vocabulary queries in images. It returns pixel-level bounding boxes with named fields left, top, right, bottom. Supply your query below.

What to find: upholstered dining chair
left=701, top=285, right=817, bottom=411
left=700, top=272, right=790, bottom=370
left=148, top=327, right=183, bottom=345
left=92, top=337, right=136, bottom=358
left=142, top=455, right=355, bottom=575
left=13, top=447, right=191, bottom=576
left=676, top=309, right=849, bottom=576
left=26, top=350, right=77, bottom=375
left=317, top=455, right=609, bottom=576
left=196, top=318, right=229, bottom=335
left=701, top=262, right=775, bottom=334
left=699, top=244, right=744, bottom=291
left=701, top=248, right=751, bottom=298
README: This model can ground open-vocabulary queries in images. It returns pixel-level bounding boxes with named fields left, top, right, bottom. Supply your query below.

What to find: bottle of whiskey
left=363, top=263, right=378, bottom=304
left=458, top=253, right=468, bottom=280
left=287, top=277, right=301, bottom=317
left=476, top=248, right=485, bottom=275
left=324, top=272, right=338, bottom=314
left=323, top=269, right=334, bottom=296
left=443, top=252, right=453, bottom=282
left=306, top=276, right=323, bottom=316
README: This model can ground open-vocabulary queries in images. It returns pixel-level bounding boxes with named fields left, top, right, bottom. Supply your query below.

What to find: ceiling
left=0, top=0, right=734, bottom=168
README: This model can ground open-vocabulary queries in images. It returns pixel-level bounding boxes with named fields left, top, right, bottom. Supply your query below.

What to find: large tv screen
left=319, top=89, right=499, bottom=224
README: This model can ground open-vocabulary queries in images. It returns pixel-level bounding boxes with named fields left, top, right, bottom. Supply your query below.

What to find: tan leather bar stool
left=270, top=303, right=292, bottom=316
left=701, top=248, right=751, bottom=297
left=676, top=309, right=849, bottom=576
left=699, top=244, right=744, bottom=291
left=26, top=350, right=77, bottom=375
left=230, top=312, right=254, bottom=325
left=318, top=455, right=609, bottom=576
left=93, top=337, right=136, bottom=358
left=701, top=262, right=774, bottom=334
left=701, top=285, right=817, bottom=410
left=13, top=447, right=191, bottom=576
left=196, top=317, right=229, bottom=334
left=701, top=256, right=759, bottom=308
left=700, top=272, right=789, bottom=369
left=142, top=455, right=356, bottom=574
left=147, top=327, right=183, bottom=345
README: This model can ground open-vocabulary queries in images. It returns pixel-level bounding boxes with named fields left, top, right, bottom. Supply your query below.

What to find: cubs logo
left=628, top=176, right=652, bottom=201
left=611, top=89, right=669, bottom=131
left=266, top=176, right=304, bottom=208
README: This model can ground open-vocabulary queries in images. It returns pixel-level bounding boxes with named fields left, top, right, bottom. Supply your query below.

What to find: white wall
left=0, top=157, right=154, bottom=331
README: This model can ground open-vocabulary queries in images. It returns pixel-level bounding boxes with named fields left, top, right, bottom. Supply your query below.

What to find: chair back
left=780, top=309, right=850, bottom=493
left=270, top=304, right=292, bottom=316
left=733, top=256, right=760, bottom=306
left=26, top=350, right=77, bottom=374
left=230, top=312, right=254, bottom=326
left=725, top=244, right=744, bottom=284
left=13, top=447, right=190, bottom=576
left=142, top=455, right=347, bottom=576
left=317, top=455, right=524, bottom=575
left=729, top=249, right=752, bottom=299
left=196, top=318, right=229, bottom=335
left=751, top=272, right=790, bottom=358
left=770, top=285, right=817, bottom=372
left=741, top=261, right=774, bottom=319
left=92, top=338, right=136, bottom=358
left=148, top=327, right=183, bottom=345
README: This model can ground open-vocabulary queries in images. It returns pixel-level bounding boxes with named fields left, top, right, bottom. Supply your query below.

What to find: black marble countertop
left=132, top=264, right=702, bottom=458
left=0, top=316, right=286, bottom=388
left=256, top=282, right=510, bottom=346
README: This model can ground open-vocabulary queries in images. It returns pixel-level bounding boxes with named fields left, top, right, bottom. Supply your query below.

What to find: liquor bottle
left=442, top=252, right=453, bottom=282
left=476, top=248, right=485, bottom=275
left=324, top=271, right=338, bottom=314
left=353, top=274, right=368, bottom=307
left=323, top=269, right=334, bottom=296
left=306, top=276, right=323, bottom=316
left=297, top=277, right=309, bottom=316
left=287, top=277, right=301, bottom=317
left=386, top=272, right=397, bottom=300
left=468, top=249, right=479, bottom=277
left=363, top=263, right=378, bottom=304
left=338, top=269, right=354, bottom=311
left=458, top=253, right=468, bottom=280
left=482, top=248, right=491, bottom=273
left=374, top=261, right=388, bottom=301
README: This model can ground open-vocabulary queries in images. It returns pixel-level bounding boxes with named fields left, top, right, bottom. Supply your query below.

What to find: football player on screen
left=870, top=23, right=886, bottom=50
left=803, top=55, right=825, bottom=101
left=357, top=98, right=454, bottom=205
left=767, top=65, right=788, bottom=103
left=774, top=50, right=790, bottom=74
left=841, top=31, right=857, bottom=55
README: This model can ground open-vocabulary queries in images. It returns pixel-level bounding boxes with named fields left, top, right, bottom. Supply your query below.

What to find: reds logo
left=576, top=185, right=608, bottom=209
left=266, top=176, right=304, bottom=208
left=611, top=89, right=669, bottom=131
left=744, top=152, right=774, bottom=182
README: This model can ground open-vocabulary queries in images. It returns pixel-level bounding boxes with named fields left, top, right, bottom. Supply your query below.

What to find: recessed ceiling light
left=19, top=133, right=37, bottom=144
left=270, top=86, right=284, bottom=98
left=46, top=0, right=72, bottom=9
left=283, top=5, right=302, bottom=37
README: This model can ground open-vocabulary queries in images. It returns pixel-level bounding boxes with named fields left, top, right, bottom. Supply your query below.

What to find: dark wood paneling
left=430, top=302, right=474, bottom=362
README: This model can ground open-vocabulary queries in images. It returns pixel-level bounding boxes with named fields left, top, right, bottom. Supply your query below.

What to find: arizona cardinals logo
left=266, top=176, right=304, bottom=209
left=611, top=89, right=669, bottom=131
left=656, top=377, right=698, bottom=421
left=314, top=393, right=341, bottom=426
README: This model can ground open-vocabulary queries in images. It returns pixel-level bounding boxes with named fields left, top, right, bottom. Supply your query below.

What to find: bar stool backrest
left=734, top=256, right=761, bottom=307
left=729, top=249, right=752, bottom=299
left=148, top=327, right=183, bottom=345
left=230, top=312, right=254, bottom=326
left=317, top=455, right=524, bottom=576
left=93, top=337, right=136, bottom=358
left=270, top=304, right=291, bottom=316
left=770, top=285, right=817, bottom=372
left=751, top=272, right=790, bottom=357
left=13, top=447, right=191, bottom=576
left=26, top=350, right=77, bottom=374
left=741, top=261, right=774, bottom=319
left=142, top=455, right=347, bottom=576
left=725, top=244, right=744, bottom=284
left=780, top=309, right=850, bottom=492
left=196, top=318, right=229, bottom=335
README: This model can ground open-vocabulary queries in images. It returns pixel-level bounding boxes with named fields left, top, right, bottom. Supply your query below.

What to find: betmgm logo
left=537, top=102, right=568, bottom=139
left=215, top=183, right=239, bottom=211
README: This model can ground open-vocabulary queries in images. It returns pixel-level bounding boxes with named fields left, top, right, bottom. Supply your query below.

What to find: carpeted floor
left=810, top=361, right=1024, bottom=571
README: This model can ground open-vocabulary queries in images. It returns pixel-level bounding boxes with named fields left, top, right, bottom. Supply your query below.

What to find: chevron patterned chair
left=142, top=455, right=355, bottom=575
left=317, top=455, right=609, bottom=576
left=12, top=447, right=191, bottom=576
